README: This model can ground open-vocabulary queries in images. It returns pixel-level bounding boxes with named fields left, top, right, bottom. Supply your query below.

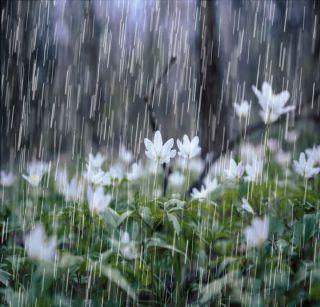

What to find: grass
left=1, top=149, right=320, bottom=306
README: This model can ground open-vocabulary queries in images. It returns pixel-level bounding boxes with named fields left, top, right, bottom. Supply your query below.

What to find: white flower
left=55, top=168, right=68, bottom=190
left=244, top=216, right=269, bottom=248
left=83, top=153, right=109, bottom=185
left=241, top=198, right=254, bottom=214
left=225, top=159, right=244, bottom=180
left=24, top=224, right=57, bottom=262
left=88, top=152, right=105, bottom=170
left=234, top=100, right=250, bottom=119
left=252, top=81, right=295, bottom=124
left=63, top=177, right=84, bottom=202
left=108, top=164, right=125, bottom=180
left=177, top=135, right=201, bottom=160
left=275, top=150, right=291, bottom=166
left=83, top=160, right=111, bottom=186
left=55, top=169, right=83, bottom=201
left=22, top=161, right=49, bottom=187
left=87, top=186, right=112, bottom=213
left=120, top=231, right=138, bottom=260
left=191, top=186, right=208, bottom=201
left=144, top=130, right=176, bottom=165
left=293, top=152, right=320, bottom=179
left=305, top=145, right=320, bottom=165
left=127, top=162, right=144, bottom=181
left=191, top=177, right=219, bottom=201
left=240, top=143, right=264, bottom=164
left=169, top=171, right=185, bottom=187
left=244, top=160, right=263, bottom=182
left=119, top=145, right=133, bottom=164
left=208, top=154, right=230, bottom=177
left=204, top=176, right=219, bottom=193
left=0, top=171, right=16, bottom=187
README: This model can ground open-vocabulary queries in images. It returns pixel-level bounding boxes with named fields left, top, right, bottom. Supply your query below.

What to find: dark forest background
left=1, top=0, right=319, bottom=168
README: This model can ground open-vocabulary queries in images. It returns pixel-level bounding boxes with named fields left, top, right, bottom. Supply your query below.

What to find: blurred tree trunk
left=314, top=0, right=320, bottom=125
left=198, top=1, right=228, bottom=158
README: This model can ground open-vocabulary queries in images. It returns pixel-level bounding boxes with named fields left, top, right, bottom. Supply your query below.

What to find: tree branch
left=144, top=57, right=176, bottom=132
left=143, top=57, right=177, bottom=196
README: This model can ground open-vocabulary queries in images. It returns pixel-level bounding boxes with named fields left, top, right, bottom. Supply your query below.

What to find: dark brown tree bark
left=198, top=1, right=228, bottom=158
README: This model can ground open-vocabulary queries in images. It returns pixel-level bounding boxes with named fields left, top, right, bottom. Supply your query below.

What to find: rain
left=0, top=0, right=320, bottom=305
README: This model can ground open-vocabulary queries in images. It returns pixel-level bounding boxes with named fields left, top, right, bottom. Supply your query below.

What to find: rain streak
left=0, top=1, right=320, bottom=306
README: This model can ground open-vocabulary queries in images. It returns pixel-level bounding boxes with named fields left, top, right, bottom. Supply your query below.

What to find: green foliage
left=1, top=160, right=320, bottom=306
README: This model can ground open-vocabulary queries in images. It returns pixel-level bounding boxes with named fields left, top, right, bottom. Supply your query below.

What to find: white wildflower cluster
left=177, top=135, right=201, bottom=160
left=191, top=177, right=219, bottom=202
left=234, top=100, right=251, bottom=120
left=144, top=131, right=201, bottom=166
left=0, top=170, right=16, bottom=187
left=22, top=161, right=50, bottom=187
left=127, top=162, right=144, bottom=181
left=266, top=137, right=293, bottom=166
left=224, top=156, right=263, bottom=183
left=244, top=216, right=269, bottom=248
left=79, top=148, right=139, bottom=215
left=293, top=146, right=320, bottom=179
left=305, top=145, right=320, bottom=165
left=87, top=185, right=112, bottom=213
left=240, top=143, right=264, bottom=164
left=83, top=152, right=110, bottom=185
left=83, top=152, right=114, bottom=214
left=144, top=131, right=204, bottom=197
left=2, top=112, right=317, bottom=260
left=244, top=160, right=264, bottom=183
left=252, top=82, right=295, bottom=124
left=234, top=81, right=295, bottom=125
left=189, top=156, right=263, bottom=202
left=144, top=131, right=176, bottom=165
left=225, top=159, right=245, bottom=180
left=24, top=224, right=57, bottom=262
left=55, top=168, right=84, bottom=202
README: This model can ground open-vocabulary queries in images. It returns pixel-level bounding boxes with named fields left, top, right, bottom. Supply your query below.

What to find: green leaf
left=0, top=268, right=11, bottom=286
left=293, top=214, right=317, bottom=246
left=117, top=210, right=134, bottom=226
left=310, top=283, right=320, bottom=300
left=139, top=207, right=153, bottom=226
left=302, top=214, right=317, bottom=241
left=269, top=217, right=285, bottom=237
left=99, top=265, right=136, bottom=300
left=163, top=199, right=185, bottom=211
left=146, top=238, right=185, bottom=256
left=167, top=212, right=181, bottom=235
left=200, top=271, right=240, bottom=304
left=59, top=254, right=84, bottom=268
left=102, top=207, right=120, bottom=228
left=137, top=262, right=152, bottom=286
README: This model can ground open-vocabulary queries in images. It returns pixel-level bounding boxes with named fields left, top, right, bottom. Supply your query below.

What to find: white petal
left=154, top=131, right=163, bottom=149
left=162, top=138, right=174, bottom=153
left=275, top=90, right=290, bottom=107
left=262, top=82, right=272, bottom=97
left=144, top=138, right=154, bottom=152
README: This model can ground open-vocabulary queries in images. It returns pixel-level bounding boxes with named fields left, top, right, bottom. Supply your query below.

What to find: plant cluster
left=1, top=82, right=320, bottom=306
